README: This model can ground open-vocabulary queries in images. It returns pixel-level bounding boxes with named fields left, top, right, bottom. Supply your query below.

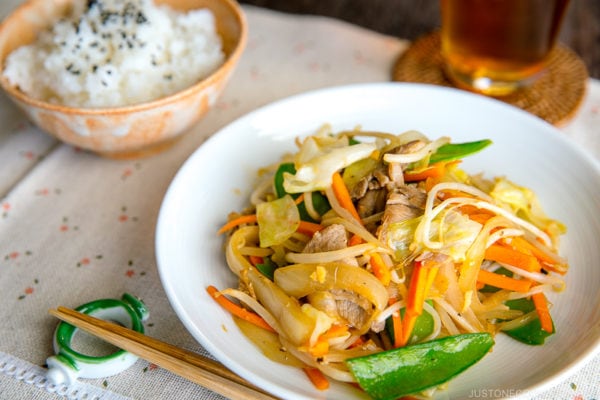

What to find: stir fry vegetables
left=212, top=126, right=568, bottom=398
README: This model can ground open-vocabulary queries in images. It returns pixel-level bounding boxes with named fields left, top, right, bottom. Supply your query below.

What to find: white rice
left=2, top=0, right=225, bottom=108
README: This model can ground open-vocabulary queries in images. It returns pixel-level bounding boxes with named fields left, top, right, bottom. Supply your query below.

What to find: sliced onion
left=274, top=263, right=389, bottom=311
left=225, top=226, right=258, bottom=277
left=234, top=317, right=305, bottom=368
left=247, top=268, right=316, bottom=346
left=285, top=243, right=377, bottom=264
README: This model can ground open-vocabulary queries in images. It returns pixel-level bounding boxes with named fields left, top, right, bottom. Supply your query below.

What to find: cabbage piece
left=385, top=211, right=481, bottom=263
left=490, top=178, right=566, bottom=237
left=407, top=210, right=481, bottom=262
left=283, top=134, right=377, bottom=193
left=301, top=303, right=336, bottom=346
left=433, top=211, right=483, bottom=262
left=385, top=217, right=421, bottom=262
left=256, top=195, right=300, bottom=248
left=342, top=156, right=381, bottom=192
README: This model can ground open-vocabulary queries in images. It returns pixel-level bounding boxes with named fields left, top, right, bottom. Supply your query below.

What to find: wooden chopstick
left=49, top=307, right=279, bottom=400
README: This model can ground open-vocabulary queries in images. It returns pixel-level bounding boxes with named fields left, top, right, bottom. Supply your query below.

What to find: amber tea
left=440, top=0, right=570, bottom=96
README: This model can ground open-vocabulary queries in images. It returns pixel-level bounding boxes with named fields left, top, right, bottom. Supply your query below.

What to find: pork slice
left=356, top=188, right=387, bottom=219
left=330, top=289, right=371, bottom=329
left=377, top=185, right=427, bottom=244
left=350, top=176, right=370, bottom=199
left=302, top=224, right=348, bottom=253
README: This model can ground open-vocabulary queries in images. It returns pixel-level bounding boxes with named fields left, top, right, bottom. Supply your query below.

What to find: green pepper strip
left=255, top=257, right=277, bottom=281
left=503, top=298, right=555, bottom=345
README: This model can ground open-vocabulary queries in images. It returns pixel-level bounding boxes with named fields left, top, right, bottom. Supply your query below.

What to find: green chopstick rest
left=46, top=293, right=149, bottom=385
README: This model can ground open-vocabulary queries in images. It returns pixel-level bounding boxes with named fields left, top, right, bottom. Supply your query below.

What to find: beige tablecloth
left=1, top=3, right=599, bottom=400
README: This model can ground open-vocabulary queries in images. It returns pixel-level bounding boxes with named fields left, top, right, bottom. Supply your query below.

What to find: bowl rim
left=0, top=0, right=248, bottom=115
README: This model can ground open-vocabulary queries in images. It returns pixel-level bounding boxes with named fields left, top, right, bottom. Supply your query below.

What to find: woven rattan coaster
left=392, top=32, right=588, bottom=126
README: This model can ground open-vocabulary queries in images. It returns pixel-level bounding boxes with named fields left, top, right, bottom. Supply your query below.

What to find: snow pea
left=273, top=163, right=331, bottom=222
left=346, top=333, right=494, bottom=400
left=429, top=139, right=492, bottom=164
left=503, top=298, right=555, bottom=345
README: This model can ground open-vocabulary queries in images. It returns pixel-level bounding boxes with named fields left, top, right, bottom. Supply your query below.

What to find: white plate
left=156, top=83, right=600, bottom=400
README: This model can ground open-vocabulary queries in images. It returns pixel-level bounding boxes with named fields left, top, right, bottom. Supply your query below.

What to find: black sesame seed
left=136, top=12, right=147, bottom=24
left=87, top=0, right=98, bottom=10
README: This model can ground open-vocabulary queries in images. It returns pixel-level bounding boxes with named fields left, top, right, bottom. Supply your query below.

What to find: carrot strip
left=399, top=262, right=429, bottom=346
left=331, top=172, right=361, bottom=222
left=388, top=297, right=404, bottom=348
left=400, top=310, right=419, bottom=347
left=321, top=324, right=349, bottom=339
left=206, top=286, right=275, bottom=332
left=249, top=255, right=263, bottom=266
left=306, top=336, right=329, bottom=357
left=508, top=236, right=566, bottom=275
left=369, top=253, right=391, bottom=286
left=391, top=310, right=403, bottom=348
left=403, top=162, right=446, bottom=182
left=303, top=367, right=330, bottom=391
left=406, top=262, right=428, bottom=314
left=217, top=214, right=258, bottom=234
left=348, top=234, right=363, bottom=246
left=294, top=193, right=305, bottom=205
left=485, top=244, right=541, bottom=272
left=468, top=213, right=494, bottom=225
left=476, top=269, right=532, bottom=293
left=532, top=292, right=553, bottom=333
left=349, top=336, right=365, bottom=349
left=424, top=176, right=440, bottom=192
left=296, top=220, right=324, bottom=236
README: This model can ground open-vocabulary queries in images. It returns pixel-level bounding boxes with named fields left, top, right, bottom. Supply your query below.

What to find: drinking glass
left=440, top=0, right=571, bottom=96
